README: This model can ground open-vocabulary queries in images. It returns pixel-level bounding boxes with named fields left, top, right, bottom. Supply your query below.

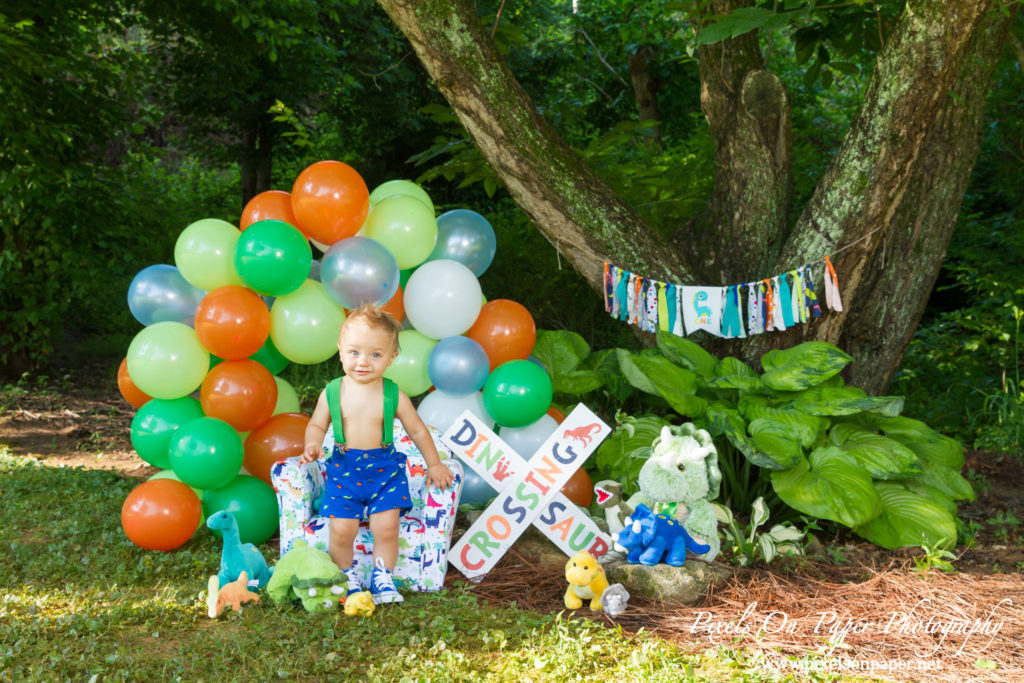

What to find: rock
left=603, top=559, right=734, bottom=604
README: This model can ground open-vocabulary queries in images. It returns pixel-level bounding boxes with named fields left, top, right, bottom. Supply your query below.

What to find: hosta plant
left=536, top=329, right=974, bottom=550
left=713, top=496, right=806, bottom=566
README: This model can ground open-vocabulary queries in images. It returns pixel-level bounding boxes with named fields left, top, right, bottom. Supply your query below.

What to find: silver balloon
left=127, top=264, right=205, bottom=327
left=428, top=209, right=497, bottom=277
left=320, top=236, right=400, bottom=309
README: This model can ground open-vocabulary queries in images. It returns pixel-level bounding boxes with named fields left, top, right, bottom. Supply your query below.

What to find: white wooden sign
left=442, top=404, right=612, bottom=580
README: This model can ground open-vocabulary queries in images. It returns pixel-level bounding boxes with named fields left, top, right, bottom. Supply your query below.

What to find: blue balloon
left=321, top=236, right=400, bottom=309
left=428, top=336, right=490, bottom=395
left=127, top=264, right=205, bottom=327
left=460, top=469, right=497, bottom=506
left=428, top=209, right=497, bottom=277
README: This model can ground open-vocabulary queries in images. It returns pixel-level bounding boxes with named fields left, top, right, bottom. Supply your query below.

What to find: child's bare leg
left=328, top=518, right=359, bottom=571
left=368, top=509, right=400, bottom=570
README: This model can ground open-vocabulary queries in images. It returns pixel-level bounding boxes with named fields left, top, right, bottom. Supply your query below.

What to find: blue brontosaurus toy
left=613, top=503, right=710, bottom=566
left=207, top=510, right=273, bottom=589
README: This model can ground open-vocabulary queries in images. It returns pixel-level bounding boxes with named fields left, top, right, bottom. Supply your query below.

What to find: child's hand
left=299, top=444, right=321, bottom=464
left=427, top=463, right=454, bottom=490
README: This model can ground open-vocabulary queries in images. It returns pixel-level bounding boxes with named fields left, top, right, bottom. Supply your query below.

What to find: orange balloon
left=546, top=405, right=567, bottom=424
left=380, top=284, right=405, bottom=323
left=121, top=479, right=202, bottom=551
left=291, top=160, right=369, bottom=244
left=240, top=190, right=299, bottom=231
left=200, top=359, right=278, bottom=432
left=561, top=468, right=593, bottom=508
left=466, top=299, right=537, bottom=370
left=195, top=286, right=271, bottom=360
left=117, top=357, right=152, bottom=408
left=244, top=412, right=309, bottom=485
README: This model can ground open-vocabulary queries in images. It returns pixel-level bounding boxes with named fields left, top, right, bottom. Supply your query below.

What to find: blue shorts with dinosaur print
left=320, top=443, right=411, bottom=519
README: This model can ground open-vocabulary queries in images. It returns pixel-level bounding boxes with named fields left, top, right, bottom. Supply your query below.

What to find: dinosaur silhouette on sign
left=563, top=423, right=602, bottom=447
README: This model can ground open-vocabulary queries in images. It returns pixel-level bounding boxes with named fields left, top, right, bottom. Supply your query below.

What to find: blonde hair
left=340, top=302, right=401, bottom=352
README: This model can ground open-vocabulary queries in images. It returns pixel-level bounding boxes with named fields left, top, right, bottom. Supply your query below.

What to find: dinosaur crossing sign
left=442, top=404, right=612, bottom=580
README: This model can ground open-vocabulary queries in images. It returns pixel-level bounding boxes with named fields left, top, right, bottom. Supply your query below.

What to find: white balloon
left=497, top=415, right=559, bottom=459
left=404, top=260, right=482, bottom=339
left=417, top=390, right=493, bottom=433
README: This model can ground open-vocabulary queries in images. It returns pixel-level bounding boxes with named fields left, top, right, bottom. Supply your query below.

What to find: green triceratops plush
left=266, top=540, right=347, bottom=612
left=624, top=423, right=722, bottom=561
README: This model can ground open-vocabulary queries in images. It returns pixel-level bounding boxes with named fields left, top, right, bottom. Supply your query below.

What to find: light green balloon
left=270, top=279, right=346, bottom=364
left=126, top=322, right=210, bottom=399
left=272, top=375, right=301, bottom=415
left=363, top=195, right=438, bottom=270
left=384, top=329, right=436, bottom=397
left=174, top=218, right=244, bottom=290
left=369, top=179, right=434, bottom=212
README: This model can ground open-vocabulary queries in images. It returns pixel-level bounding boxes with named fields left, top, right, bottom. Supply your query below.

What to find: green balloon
left=235, top=219, right=312, bottom=296
left=249, top=337, right=289, bottom=375
left=126, top=321, right=210, bottom=399
left=270, top=280, right=345, bottom=364
left=272, top=376, right=301, bottom=415
left=174, top=218, right=244, bottom=291
left=130, top=397, right=204, bottom=469
left=399, top=268, right=414, bottom=289
left=202, top=475, right=280, bottom=545
left=363, top=195, right=437, bottom=270
left=369, top=179, right=434, bottom=212
left=482, top=360, right=554, bottom=428
left=168, top=417, right=243, bottom=491
left=383, top=329, right=436, bottom=397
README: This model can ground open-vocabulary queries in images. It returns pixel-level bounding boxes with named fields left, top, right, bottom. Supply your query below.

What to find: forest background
left=2, top=0, right=1023, bottom=457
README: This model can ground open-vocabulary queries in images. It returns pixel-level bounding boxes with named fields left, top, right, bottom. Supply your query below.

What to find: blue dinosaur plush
left=207, top=510, right=273, bottom=589
left=613, top=503, right=710, bottom=566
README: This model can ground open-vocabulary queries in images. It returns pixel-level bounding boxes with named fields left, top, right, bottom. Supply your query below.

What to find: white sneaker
left=369, top=557, right=403, bottom=604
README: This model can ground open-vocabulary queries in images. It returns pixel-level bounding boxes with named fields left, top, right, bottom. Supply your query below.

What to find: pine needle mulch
left=450, top=550, right=1024, bottom=681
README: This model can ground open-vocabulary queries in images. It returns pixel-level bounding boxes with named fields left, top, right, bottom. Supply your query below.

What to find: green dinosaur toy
left=266, top=540, right=347, bottom=611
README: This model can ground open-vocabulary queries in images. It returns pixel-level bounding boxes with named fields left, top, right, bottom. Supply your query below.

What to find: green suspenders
left=324, top=377, right=398, bottom=447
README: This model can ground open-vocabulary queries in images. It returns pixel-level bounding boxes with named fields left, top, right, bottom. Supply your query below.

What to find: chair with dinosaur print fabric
left=272, top=422, right=463, bottom=593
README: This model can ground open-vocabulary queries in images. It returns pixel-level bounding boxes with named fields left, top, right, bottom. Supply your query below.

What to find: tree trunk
left=377, top=0, right=1012, bottom=393
left=627, top=45, right=663, bottom=148
left=693, top=0, right=792, bottom=283
left=748, top=0, right=1011, bottom=392
left=239, top=114, right=274, bottom=207
left=375, top=0, right=692, bottom=288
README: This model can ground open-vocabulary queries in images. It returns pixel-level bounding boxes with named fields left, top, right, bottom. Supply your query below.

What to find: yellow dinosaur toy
left=564, top=551, right=609, bottom=611
left=207, top=571, right=260, bottom=618
left=343, top=590, right=375, bottom=617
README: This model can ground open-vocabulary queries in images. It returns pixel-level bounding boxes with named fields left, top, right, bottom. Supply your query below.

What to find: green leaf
left=761, top=342, right=853, bottom=391
left=793, top=386, right=904, bottom=417
left=709, top=357, right=764, bottom=391
left=828, top=424, right=922, bottom=479
left=771, top=448, right=881, bottom=527
left=616, top=349, right=659, bottom=395
left=533, top=329, right=590, bottom=375
left=630, top=354, right=707, bottom=418
left=593, top=414, right=670, bottom=496
left=655, top=330, right=717, bottom=378
left=866, top=415, right=965, bottom=469
left=581, top=349, right=632, bottom=403
left=708, top=403, right=789, bottom=469
left=908, top=461, right=976, bottom=502
left=853, top=482, right=957, bottom=549
left=706, top=403, right=747, bottom=439
left=552, top=370, right=604, bottom=397
left=739, top=397, right=826, bottom=448
left=748, top=418, right=806, bottom=469
left=696, top=7, right=793, bottom=46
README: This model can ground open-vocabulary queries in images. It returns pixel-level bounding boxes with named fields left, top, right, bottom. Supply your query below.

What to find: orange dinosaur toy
left=207, top=571, right=260, bottom=618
